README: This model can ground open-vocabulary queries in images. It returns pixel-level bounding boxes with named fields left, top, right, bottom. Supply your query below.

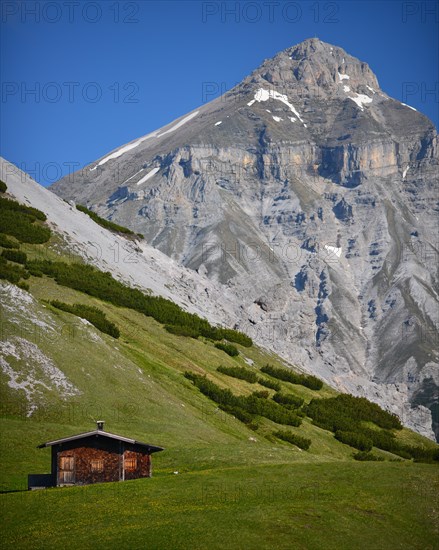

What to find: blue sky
left=1, top=0, right=437, bottom=185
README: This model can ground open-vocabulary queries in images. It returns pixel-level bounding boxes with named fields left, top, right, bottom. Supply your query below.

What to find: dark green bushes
left=0, top=256, right=29, bottom=284
left=0, top=180, right=7, bottom=193
left=0, top=198, right=50, bottom=244
left=165, top=325, right=200, bottom=338
left=76, top=204, right=140, bottom=237
left=353, top=451, right=384, bottom=461
left=17, top=281, right=29, bottom=291
left=261, top=364, right=323, bottom=390
left=305, top=394, right=439, bottom=462
left=251, top=390, right=270, bottom=399
left=216, top=328, right=252, bottom=348
left=0, top=197, right=46, bottom=221
left=273, top=430, right=311, bottom=450
left=184, top=372, right=301, bottom=427
left=51, top=300, right=120, bottom=338
left=306, top=394, right=402, bottom=432
left=0, top=234, right=19, bottom=249
left=258, top=378, right=281, bottom=391
left=335, top=430, right=373, bottom=452
left=1, top=249, right=27, bottom=264
left=273, top=393, right=304, bottom=408
left=219, top=404, right=253, bottom=424
left=215, top=342, right=239, bottom=357
left=217, top=365, right=257, bottom=383
left=25, top=259, right=252, bottom=347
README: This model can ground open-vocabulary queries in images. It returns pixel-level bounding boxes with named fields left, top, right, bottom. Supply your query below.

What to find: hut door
left=59, top=456, right=75, bottom=484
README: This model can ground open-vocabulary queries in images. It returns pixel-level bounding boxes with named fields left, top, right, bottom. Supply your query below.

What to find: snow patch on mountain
left=250, top=88, right=305, bottom=125
left=338, top=72, right=350, bottom=81
left=349, top=93, right=373, bottom=110
left=137, top=166, right=160, bottom=185
left=401, top=102, right=417, bottom=111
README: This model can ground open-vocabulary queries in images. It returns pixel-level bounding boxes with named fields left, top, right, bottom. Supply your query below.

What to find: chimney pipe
left=97, top=420, right=105, bottom=431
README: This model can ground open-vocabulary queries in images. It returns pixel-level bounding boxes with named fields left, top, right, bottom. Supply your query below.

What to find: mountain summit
left=51, top=39, right=439, bottom=440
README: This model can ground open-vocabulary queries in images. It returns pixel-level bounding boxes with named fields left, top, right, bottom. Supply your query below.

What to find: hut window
left=59, top=456, right=75, bottom=484
left=124, top=457, right=137, bottom=471
left=60, top=456, right=74, bottom=470
left=90, top=459, right=104, bottom=473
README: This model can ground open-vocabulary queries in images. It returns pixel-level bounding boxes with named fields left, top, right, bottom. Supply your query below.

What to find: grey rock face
left=52, top=38, right=439, bottom=440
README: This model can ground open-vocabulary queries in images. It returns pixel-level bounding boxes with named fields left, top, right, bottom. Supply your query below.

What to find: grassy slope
left=1, top=237, right=438, bottom=548
left=2, top=464, right=438, bottom=550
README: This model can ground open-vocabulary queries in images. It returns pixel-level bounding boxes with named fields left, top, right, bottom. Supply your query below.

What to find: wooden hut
left=29, top=421, right=163, bottom=489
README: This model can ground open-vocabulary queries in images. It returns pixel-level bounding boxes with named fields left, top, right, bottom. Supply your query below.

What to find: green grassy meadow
left=1, top=234, right=438, bottom=549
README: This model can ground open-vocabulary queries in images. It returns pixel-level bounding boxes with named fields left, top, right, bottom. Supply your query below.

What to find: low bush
left=0, top=196, right=46, bottom=221
left=258, top=378, right=281, bottom=391
left=76, top=204, right=136, bottom=236
left=0, top=207, right=51, bottom=244
left=251, top=390, right=270, bottom=399
left=51, top=300, right=120, bottom=338
left=215, top=342, right=239, bottom=357
left=273, top=393, right=304, bottom=408
left=335, top=430, right=373, bottom=452
left=0, top=257, right=29, bottom=284
left=165, top=325, right=199, bottom=338
left=353, top=451, right=384, bottom=461
left=0, top=234, right=18, bottom=249
left=219, top=404, right=253, bottom=424
left=17, top=281, right=30, bottom=291
left=1, top=249, right=27, bottom=264
left=26, top=259, right=251, bottom=346
left=306, top=394, right=402, bottom=432
left=273, top=430, right=311, bottom=450
left=217, top=365, right=257, bottom=383
left=0, top=180, right=7, bottom=193
left=261, top=364, right=323, bottom=390
left=184, top=372, right=302, bottom=427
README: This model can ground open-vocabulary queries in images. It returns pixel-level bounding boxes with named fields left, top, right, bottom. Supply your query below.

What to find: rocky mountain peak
left=50, top=39, right=439, bottom=441
left=245, top=38, right=381, bottom=100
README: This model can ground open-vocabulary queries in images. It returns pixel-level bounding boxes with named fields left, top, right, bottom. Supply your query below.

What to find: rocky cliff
left=52, top=38, right=439, bottom=440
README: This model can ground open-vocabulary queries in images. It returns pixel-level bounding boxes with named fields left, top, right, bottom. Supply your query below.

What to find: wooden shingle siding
left=35, top=426, right=162, bottom=488
left=55, top=437, right=152, bottom=485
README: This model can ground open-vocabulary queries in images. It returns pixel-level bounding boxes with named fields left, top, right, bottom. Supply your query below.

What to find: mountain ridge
left=49, top=38, right=438, bottom=441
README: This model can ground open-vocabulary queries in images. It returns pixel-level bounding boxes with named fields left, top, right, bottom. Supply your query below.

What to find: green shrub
left=273, top=430, right=311, bottom=450
left=251, top=390, right=270, bottom=399
left=258, top=378, right=281, bottom=391
left=0, top=208, right=51, bottom=244
left=335, top=431, right=373, bottom=452
left=261, top=364, right=323, bottom=390
left=219, top=404, right=254, bottom=424
left=76, top=204, right=136, bottom=236
left=0, top=196, right=46, bottom=221
left=0, top=180, right=7, bottom=193
left=27, top=265, right=43, bottom=277
left=184, top=372, right=301, bottom=427
left=26, top=259, right=251, bottom=346
left=273, top=393, right=304, bottom=408
left=0, top=257, right=29, bottom=284
left=17, top=281, right=30, bottom=291
left=165, top=325, right=200, bottom=338
left=51, top=300, right=120, bottom=338
left=215, top=342, right=239, bottom=357
left=306, top=394, right=402, bottom=432
left=217, top=365, right=257, bottom=383
left=353, top=451, right=384, bottom=461
left=1, top=249, right=27, bottom=264
left=0, top=234, right=18, bottom=249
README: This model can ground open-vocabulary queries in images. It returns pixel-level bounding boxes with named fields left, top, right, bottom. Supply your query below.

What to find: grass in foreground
left=1, top=462, right=438, bottom=550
